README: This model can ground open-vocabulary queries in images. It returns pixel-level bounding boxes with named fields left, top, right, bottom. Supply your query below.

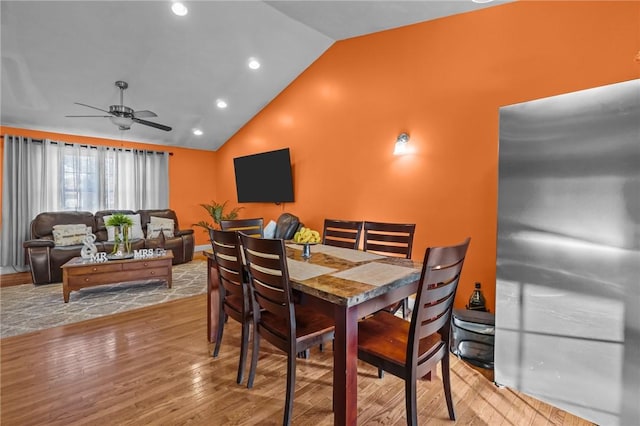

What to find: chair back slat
left=407, top=238, right=470, bottom=362
left=253, top=282, right=288, bottom=318
left=322, top=219, right=363, bottom=250
left=217, top=266, right=243, bottom=298
left=419, top=312, right=452, bottom=340
left=363, top=221, right=416, bottom=259
left=416, top=292, right=456, bottom=339
left=221, top=218, right=264, bottom=237
left=364, top=242, right=411, bottom=257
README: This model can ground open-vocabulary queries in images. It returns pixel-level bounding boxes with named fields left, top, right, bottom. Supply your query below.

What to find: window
left=1, top=135, right=170, bottom=268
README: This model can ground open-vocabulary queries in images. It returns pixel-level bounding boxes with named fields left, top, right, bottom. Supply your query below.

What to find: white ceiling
left=1, top=0, right=509, bottom=151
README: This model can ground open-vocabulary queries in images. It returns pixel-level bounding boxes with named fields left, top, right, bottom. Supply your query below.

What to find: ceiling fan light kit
left=110, top=115, right=134, bottom=130
left=66, top=81, right=172, bottom=132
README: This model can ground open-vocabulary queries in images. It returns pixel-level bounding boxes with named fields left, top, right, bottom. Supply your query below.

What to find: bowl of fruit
left=292, top=227, right=321, bottom=259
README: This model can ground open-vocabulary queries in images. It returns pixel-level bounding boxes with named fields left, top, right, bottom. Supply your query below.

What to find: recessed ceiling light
left=248, top=57, right=261, bottom=70
left=472, top=0, right=494, bottom=3
left=216, top=99, right=227, bottom=109
left=171, top=2, right=188, bottom=16
left=192, top=129, right=203, bottom=136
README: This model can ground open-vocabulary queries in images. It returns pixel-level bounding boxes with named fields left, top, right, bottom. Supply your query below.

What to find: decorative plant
left=105, top=213, right=134, bottom=254
left=193, top=200, right=243, bottom=232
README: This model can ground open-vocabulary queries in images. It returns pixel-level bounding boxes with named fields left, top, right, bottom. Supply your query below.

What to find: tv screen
left=233, top=148, right=294, bottom=203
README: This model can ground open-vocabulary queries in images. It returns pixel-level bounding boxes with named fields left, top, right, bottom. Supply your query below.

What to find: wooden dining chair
left=363, top=221, right=416, bottom=318
left=239, top=232, right=335, bottom=426
left=322, top=219, right=363, bottom=249
left=363, top=221, right=416, bottom=258
left=220, top=218, right=264, bottom=237
left=210, top=229, right=253, bottom=384
left=357, top=238, right=471, bottom=425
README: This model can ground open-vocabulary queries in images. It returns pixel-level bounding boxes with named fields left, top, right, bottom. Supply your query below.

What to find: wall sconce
left=393, top=132, right=410, bottom=155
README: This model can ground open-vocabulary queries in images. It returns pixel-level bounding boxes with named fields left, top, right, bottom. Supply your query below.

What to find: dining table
left=205, top=242, right=422, bottom=426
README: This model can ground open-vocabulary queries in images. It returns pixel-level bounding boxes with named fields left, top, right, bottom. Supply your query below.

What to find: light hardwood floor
left=0, top=294, right=593, bottom=425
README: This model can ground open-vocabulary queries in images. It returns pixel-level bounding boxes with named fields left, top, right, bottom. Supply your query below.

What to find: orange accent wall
left=0, top=127, right=217, bottom=247
left=212, top=1, right=640, bottom=311
left=2, top=1, right=638, bottom=311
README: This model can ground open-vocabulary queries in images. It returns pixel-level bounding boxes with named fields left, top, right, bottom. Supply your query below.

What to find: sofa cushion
left=147, top=216, right=175, bottom=238
left=94, top=210, right=136, bottom=242
left=147, top=223, right=174, bottom=238
left=103, top=213, right=144, bottom=241
left=138, top=209, right=180, bottom=235
left=52, top=224, right=90, bottom=246
left=31, top=211, right=95, bottom=240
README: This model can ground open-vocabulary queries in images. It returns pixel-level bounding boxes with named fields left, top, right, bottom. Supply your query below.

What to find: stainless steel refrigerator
left=496, top=79, right=639, bottom=425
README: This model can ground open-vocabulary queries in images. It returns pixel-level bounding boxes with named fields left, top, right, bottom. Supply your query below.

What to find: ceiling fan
left=66, top=81, right=172, bottom=132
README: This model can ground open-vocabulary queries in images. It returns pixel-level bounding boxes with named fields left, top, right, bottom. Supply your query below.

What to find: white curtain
left=1, top=135, right=169, bottom=268
left=114, top=148, right=169, bottom=209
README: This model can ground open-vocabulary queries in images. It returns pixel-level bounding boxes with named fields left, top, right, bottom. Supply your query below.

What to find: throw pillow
left=103, top=214, right=144, bottom=241
left=150, top=216, right=175, bottom=230
left=52, top=224, right=90, bottom=246
left=147, top=223, right=174, bottom=239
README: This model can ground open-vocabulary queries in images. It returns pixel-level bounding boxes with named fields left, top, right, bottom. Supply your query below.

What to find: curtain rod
left=0, top=134, right=173, bottom=156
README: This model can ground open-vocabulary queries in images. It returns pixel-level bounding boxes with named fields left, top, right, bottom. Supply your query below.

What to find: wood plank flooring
left=0, top=294, right=594, bottom=425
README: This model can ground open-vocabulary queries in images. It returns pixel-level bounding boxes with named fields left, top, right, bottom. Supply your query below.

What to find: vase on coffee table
left=105, top=213, right=134, bottom=257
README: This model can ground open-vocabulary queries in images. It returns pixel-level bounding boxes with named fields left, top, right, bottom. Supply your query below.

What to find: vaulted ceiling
left=1, top=1, right=509, bottom=151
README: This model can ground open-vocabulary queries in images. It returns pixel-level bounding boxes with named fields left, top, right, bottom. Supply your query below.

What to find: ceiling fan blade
left=66, top=115, right=111, bottom=118
left=74, top=102, right=112, bottom=114
left=133, top=110, right=157, bottom=118
left=133, top=117, right=172, bottom=132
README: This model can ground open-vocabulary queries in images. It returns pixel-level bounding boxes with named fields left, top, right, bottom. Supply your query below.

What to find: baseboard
left=1, top=271, right=33, bottom=287
left=195, top=244, right=211, bottom=253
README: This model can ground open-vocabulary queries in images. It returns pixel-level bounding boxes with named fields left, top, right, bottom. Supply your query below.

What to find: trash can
left=450, top=308, right=495, bottom=369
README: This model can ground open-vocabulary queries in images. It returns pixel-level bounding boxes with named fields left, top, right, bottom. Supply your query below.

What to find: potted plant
left=105, top=213, right=134, bottom=254
left=193, top=200, right=243, bottom=231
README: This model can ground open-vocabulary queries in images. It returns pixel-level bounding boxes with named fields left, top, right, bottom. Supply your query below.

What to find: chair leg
left=405, top=375, right=418, bottom=426
left=442, top=355, right=456, bottom=420
left=237, top=321, right=250, bottom=384
left=284, top=351, right=297, bottom=426
left=378, top=368, right=384, bottom=378
left=247, top=328, right=260, bottom=389
left=212, top=308, right=226, bottom=357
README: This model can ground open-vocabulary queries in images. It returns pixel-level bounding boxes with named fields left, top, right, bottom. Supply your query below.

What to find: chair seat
left=260, top=305, right=334, bottom=342
left=358, top=311, right=443, bottom=367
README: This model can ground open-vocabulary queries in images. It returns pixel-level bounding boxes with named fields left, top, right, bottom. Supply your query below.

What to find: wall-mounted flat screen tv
left=233, top=148, right=294, bottom=203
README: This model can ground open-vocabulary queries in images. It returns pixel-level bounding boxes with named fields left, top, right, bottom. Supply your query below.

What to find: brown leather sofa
left=24, top=209, right=194, bottom=285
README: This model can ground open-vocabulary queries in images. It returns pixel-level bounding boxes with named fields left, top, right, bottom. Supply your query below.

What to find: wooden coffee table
left=61, top=250, right=174, bottom=302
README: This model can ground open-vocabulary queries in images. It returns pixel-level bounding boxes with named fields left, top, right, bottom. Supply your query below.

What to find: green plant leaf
left=105, top=213, right=133, bottom=227
left=192, top=200, right=244, bottom=232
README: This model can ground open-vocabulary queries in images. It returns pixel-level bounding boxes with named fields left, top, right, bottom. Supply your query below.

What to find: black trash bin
left=450, top=308, right=495, bottom=369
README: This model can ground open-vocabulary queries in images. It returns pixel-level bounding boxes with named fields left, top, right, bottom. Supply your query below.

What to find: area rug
left=0, top=260, right=207, bottom=338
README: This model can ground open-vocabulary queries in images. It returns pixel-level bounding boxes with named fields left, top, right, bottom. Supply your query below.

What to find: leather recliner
left=273, top=213, right=303, bottom=240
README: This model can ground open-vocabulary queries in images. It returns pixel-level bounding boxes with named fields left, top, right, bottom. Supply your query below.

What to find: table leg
left=333, top=304, right=359, bottom=426
left=63, top=273, right=70, bottom=303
